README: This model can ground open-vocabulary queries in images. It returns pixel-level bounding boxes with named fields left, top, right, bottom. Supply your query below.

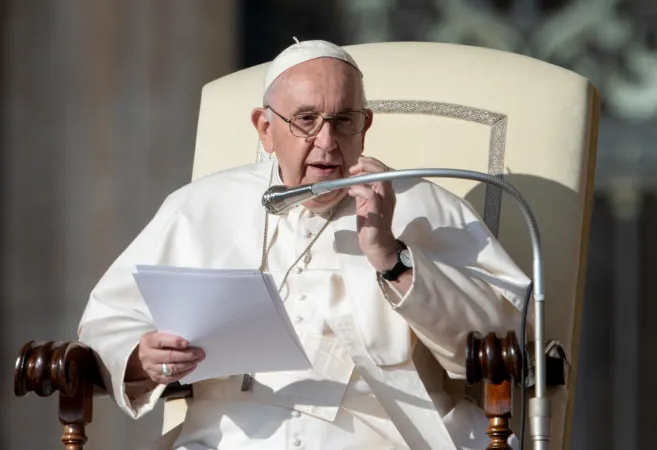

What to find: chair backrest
left=168, top=42, right=600, bottom=450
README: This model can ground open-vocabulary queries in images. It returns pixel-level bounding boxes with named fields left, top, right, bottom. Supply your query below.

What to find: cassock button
left=302, top=229, right=312, bottom=238
left=295, top=316, right=304, bottom=323
left=294, top=266, right=303, bottom=274
left=292, top=438, right=302, bottom=447
left=298, top=294, right=307, bottom=301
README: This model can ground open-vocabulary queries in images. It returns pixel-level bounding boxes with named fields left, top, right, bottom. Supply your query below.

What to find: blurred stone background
left=2, top=1, right=656, bottom=449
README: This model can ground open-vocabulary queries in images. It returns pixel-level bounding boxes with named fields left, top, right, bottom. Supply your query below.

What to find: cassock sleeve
left=382, top=191, right=532, bottom=379
left=77, top=189, right=190, bottom=419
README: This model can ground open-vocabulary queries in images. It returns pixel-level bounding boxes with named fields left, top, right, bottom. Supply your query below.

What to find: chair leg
left=61, top=423, right=88, bottom=450
left=58, top=377, right=93, bottom=450
left=486, top=416, right=512, bottom=450
left=466, top=332, right=520, bottom=450
left=484, top=380, right=513, bottom=450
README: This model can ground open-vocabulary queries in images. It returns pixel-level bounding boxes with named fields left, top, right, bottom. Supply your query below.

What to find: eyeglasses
left=266, top=106, right=368, bottom=138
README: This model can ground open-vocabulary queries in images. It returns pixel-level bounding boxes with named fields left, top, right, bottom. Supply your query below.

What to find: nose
left=312, top=120, right=338, bottom=152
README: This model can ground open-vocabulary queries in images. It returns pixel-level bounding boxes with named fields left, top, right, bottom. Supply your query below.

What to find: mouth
left=308, top=163, right=339, bottom=175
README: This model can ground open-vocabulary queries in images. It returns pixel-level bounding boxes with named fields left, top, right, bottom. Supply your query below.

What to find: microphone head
left=261, top=185, right=287, bottom=215
left=262, top=184, right=315, bottom=215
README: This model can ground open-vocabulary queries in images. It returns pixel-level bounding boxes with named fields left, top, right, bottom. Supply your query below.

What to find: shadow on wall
left=464, top=173, right=589, bottom=449
left=465, top=173, right=584, bottom=272
left=463, top=171, right=588, bottom=350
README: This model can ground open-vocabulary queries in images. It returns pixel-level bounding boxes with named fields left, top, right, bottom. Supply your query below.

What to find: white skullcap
left=263, top=38, right=362, bottom=96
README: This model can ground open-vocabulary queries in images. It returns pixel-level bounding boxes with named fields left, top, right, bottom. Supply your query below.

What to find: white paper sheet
left=133, top=265, right=311, bottom=384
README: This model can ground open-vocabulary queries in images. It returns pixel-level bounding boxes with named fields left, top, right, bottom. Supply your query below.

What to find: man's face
left=253, top=58, right=372, bottom=211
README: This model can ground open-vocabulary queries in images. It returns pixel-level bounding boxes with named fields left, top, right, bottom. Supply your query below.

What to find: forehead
left=272, top=58, right=362, bottom=111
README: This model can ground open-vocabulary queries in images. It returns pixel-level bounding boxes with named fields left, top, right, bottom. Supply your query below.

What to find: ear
left=251, top=108, right=275, bottom=154
left=361, top=108, right=374, bottom=147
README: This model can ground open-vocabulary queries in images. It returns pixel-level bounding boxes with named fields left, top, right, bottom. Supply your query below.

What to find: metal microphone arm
left=262, top=168, right=550, bottom=450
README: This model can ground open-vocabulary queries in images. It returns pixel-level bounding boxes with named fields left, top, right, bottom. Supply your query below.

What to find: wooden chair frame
left=14, top=331, right=568, bottom=449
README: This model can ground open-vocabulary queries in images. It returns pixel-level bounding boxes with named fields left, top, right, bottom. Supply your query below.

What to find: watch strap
left=380, top=240, right=410, bottom=281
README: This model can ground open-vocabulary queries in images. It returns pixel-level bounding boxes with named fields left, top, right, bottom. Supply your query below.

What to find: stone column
left=638, top=190, right=657, bottom=449
left=1, top=1, right=237, bottom=449
left=608, top=176, right=641, bottom=450
left=569, top=194, right=615, bottom=450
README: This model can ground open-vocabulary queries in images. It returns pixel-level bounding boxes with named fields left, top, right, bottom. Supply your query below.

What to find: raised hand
left=348, top=156, right=401, bottom=273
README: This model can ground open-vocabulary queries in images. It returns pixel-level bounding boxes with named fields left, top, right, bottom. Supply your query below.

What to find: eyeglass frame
left=265, top=105, right=369, bottom=138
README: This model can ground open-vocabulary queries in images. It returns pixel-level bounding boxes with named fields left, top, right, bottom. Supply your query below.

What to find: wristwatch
left=380, top=240, right=413, bottom=281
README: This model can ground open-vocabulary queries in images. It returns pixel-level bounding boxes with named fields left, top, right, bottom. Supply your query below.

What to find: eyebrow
left=291, top=105, right=358, bottom=115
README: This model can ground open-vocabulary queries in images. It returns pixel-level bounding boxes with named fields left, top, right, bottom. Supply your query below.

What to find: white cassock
left=78, top=160, right=530, bottom=450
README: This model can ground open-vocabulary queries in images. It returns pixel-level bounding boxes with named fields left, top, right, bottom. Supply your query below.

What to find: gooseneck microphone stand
left=262, top=168, right=550, bottom=450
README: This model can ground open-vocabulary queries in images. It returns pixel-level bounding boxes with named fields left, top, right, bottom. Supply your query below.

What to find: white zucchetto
left=263, top=38, right=362, bottom=96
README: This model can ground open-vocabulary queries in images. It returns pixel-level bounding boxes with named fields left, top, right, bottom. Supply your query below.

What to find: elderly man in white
left=78, top=40, right=530, bottom=450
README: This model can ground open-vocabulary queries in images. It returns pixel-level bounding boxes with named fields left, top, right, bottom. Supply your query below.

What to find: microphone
left=261, top=184, right=315, bottom=215
left=262, top=168, right=551, bottom=450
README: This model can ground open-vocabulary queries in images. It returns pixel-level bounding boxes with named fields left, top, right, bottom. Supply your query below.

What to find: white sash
left=327, top=315, right=457, bottom=450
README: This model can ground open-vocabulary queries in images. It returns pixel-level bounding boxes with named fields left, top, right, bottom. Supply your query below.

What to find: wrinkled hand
left=348, top=156, right=401, bottom=273
left=133, top=331, right=205, bottom=384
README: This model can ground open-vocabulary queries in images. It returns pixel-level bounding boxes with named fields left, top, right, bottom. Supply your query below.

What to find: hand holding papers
left=133, top=265, right=311, bottom=385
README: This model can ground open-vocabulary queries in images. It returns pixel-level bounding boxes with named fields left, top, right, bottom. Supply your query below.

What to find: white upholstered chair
left=159, top=41, right=600, bottom=450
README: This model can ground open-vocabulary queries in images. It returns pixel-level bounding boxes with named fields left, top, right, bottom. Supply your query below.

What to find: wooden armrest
left=14, top=340, right=192, bottom=450
left=465, top=331, right=568, bottom=449
left=14, top=340, right=105, bottom=398
left=465, top=331, right=521, bottom=450
left=14, top=340, right=98, bottom=449
left=14, top=340, right=194, bottom=399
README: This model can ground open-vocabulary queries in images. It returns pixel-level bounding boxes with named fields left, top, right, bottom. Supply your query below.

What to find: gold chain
left=259, top=161, right=348, bottom=295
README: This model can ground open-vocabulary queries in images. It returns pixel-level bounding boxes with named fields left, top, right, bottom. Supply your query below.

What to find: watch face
left=399, top=249, right=412, bottom=267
